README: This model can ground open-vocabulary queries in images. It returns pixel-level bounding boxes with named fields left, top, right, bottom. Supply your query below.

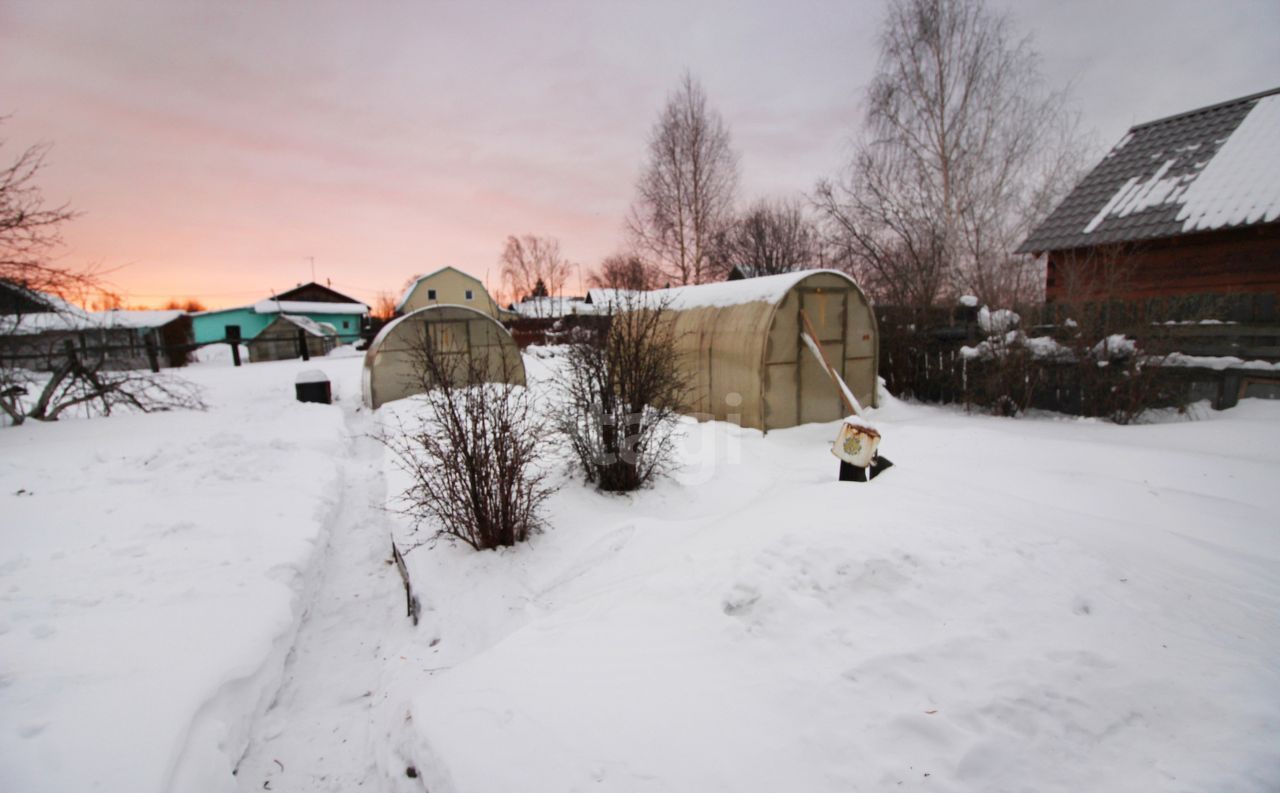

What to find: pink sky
left=2, top=0, right=1277, bottom=309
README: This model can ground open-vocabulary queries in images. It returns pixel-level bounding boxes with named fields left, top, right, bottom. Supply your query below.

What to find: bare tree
left=1, top=130, right=205, bottom=426
left=0, top=134, right=94, bottom=301
left=162, top=298, right=207, bottom=312
left=554, top=294, right=688, bottom=492
left=628, top=72, right=739, bottom=286
left=370, top=291, right=398, bottom=320
left=499, top=234, right=573, bottom=305
left=383, top=325, right=554, bottom=550
left=712, top=197, right=819, bottom=279
left=816, top=0, right=1087, bottom=309
left=587, top=254, right=660, bottom=292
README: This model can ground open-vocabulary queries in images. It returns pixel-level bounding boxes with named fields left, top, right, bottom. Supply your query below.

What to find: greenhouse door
left=797, top=288, right=847, bottom=424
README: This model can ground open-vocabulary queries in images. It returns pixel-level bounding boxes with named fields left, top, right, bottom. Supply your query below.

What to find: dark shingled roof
left=1018, top=86, right=1280, bottom=254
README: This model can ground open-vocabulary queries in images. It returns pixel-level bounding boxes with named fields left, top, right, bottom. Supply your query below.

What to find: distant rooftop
left=1019, top=86, right=1280, bottom=253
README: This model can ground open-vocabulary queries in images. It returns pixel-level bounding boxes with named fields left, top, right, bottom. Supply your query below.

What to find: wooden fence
left=877, top=306, right=1280, bottom=415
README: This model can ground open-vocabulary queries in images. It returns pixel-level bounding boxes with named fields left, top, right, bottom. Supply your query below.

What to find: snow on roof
left=0, top=308, right=182, bottom=335
left=644, top=269, right=853, bottom=311
left=1177, top=95, right=1280, bottom=232
left=278, top=314, right=338, bottom=337
left=508, top=296, right=600, bottom=318
left=584, top=288, right=639, bottom=307
left=1020, top=87, right=1280, bottom=252
left=88, top=309, right=186, bottom=329
left=0, top=294, right=97, bottom=335
left=253, top=299, right=367, bottom=315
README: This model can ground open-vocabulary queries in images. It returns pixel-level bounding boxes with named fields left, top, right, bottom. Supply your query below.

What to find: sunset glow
left=2, top=0, right=1275, bottom=309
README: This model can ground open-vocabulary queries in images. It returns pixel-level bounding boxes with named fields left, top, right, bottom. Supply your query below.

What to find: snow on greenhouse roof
left=1020, top=87, right=1280, bottom=253
left=645, top=269, right=855, bottom=310
left=279, top=314, right=338, bottom=337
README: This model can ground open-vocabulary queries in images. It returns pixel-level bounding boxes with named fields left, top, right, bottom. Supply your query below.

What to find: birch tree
left=712, top=197, right=819, bottom=279
left=816, top=0, right=1086, bottom=308
left=499, top=234, right=573, bottom=303
left=628, top=73, right=739, bottom=286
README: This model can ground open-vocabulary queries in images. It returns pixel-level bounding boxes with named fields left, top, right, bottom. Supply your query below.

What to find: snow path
left=232, top=408, right=419, bottom=792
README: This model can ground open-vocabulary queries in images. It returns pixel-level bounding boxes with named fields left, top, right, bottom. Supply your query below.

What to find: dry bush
left=1, top=330, right=206, bottom=426
left=384, top=327, right=553, bottom=551
left=554, top=295, right=688, bottom=492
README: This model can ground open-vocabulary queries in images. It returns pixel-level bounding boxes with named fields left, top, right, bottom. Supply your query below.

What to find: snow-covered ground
left=2, top=349, right=1279, bottom=792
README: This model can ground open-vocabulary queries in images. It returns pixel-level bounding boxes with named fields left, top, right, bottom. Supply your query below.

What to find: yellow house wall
left=401, top=269, right=502, bottom=319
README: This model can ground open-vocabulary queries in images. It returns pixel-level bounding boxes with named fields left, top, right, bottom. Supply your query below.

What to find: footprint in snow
left=722, top=584, right=761, bottom=617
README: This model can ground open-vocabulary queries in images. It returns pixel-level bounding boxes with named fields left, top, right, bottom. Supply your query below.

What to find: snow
left=279, top=313, right=338, bottom=337
left=977, top=306, right=1019, bottom=334
left=646, top=269, right=854, bottom=310
left=585, top=288, right=637, bottom=308
left=388, top=382, right=1280, bottom=793
left=507, top=296, right=599, bottom=318
left=295, top=369, right=330, bottom=384
left=4, top=348, right=1280, bottom=793
left=1093, top=333, right=1138, bottom=359
left=0, top=356, right=360, bottom=792
left=958, top=294, right=979, bottom=307
left=91, top=309, right=186, bottom=329
left=1083, top=93, right=1280, bottom=236
left=1179, top=94, right=1280, bottom=231
left=251, top=299, right=367, bottom=315
left=1082, top=159, right=1198, bottom=234
left=0, top=307, right=183, bottom=335
left=1163, top=353, right=1280, bottom=371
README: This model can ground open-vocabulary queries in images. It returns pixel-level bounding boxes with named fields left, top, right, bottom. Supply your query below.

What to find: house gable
left=275, top=282, right=367, bottom=305
left=397, top=266, right=499, bottom=319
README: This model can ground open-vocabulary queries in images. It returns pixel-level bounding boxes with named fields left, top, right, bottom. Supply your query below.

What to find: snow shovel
left=799, top=310, right=892, bottom=481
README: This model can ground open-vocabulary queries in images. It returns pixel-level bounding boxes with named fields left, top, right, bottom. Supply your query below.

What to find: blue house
left=191, top=282, right=369, bottom=345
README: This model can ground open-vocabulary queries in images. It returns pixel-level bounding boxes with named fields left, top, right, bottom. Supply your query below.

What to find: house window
left=427, top=289, right=437, bottom=300
left=343, top=320, right=350, bottom=329
left=465, top=290, right=474, bottom=301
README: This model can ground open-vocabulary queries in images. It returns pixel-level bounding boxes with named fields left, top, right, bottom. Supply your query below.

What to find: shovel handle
left=800, top=309, right=865, bottom=419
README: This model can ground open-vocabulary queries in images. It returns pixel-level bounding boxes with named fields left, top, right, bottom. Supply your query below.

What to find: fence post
left=226, top=327, right=242, bottom=366
left=144, top=333, right=160, bottom=373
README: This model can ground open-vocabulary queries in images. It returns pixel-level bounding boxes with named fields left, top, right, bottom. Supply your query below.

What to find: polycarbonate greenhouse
left=649, top=270, right=878, bottom=431
left=362, top=304, right=526, bottom=409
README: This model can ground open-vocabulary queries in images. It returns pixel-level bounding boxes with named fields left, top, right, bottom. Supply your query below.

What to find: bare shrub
left=384, top=326, right=553, bottom=551
left=958, top=292, right=1188, bottom=424
left=554, top=294, right=688, bottom=492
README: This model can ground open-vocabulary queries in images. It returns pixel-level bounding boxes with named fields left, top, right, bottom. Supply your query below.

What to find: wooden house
left=1019, top=87, right=1280, bottom=322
